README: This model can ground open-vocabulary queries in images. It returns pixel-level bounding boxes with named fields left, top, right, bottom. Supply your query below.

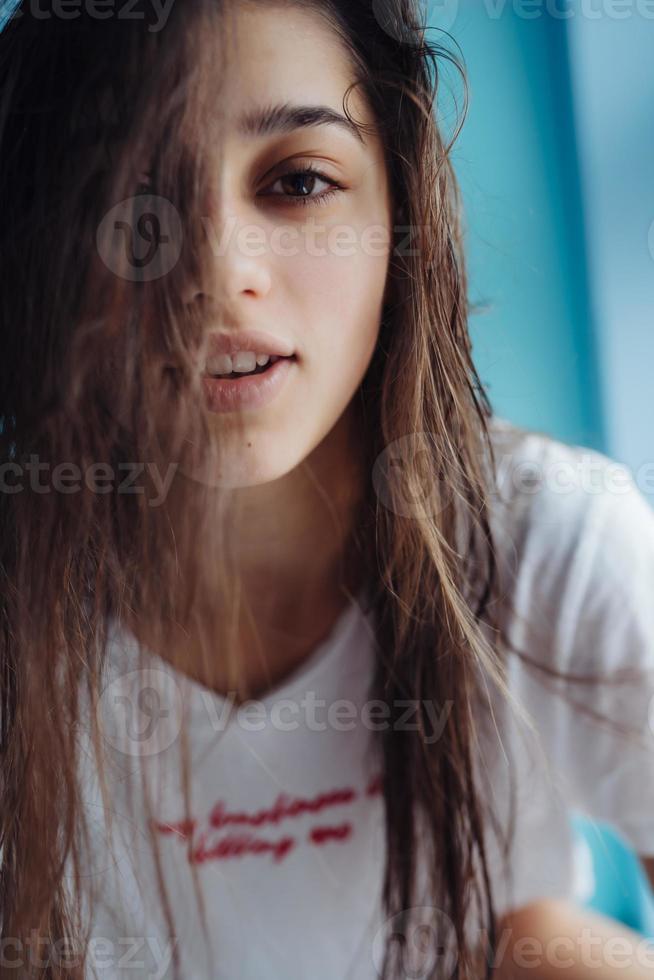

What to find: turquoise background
left=427, top=0, right=654, bottom=502
left=572, top=812, right=654, bottom=939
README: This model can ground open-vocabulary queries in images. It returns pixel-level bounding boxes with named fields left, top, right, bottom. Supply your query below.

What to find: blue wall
left=427, top=2, right=606, bottom=450
left=566, top=12, right=654, bottom=502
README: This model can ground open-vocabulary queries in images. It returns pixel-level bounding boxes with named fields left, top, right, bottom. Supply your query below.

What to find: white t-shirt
left=75, top=415, right=654, bottom=979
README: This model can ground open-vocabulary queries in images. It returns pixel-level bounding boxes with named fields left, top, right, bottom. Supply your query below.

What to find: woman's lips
left=202, top=355, right=297, bottom=414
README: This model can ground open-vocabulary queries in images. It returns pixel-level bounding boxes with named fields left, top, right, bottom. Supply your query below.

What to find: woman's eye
left=259, top=166, right=343, bottom=208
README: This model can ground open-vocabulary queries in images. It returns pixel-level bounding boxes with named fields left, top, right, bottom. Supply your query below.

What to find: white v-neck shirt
left=75, top=415, right=654, bottom=979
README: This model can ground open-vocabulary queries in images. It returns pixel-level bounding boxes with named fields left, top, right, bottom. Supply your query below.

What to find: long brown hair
left=0, top=1, right=647, bottom=977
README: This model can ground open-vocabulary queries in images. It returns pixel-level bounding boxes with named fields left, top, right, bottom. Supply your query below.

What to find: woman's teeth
left=205, top=351, right=279, bottom=379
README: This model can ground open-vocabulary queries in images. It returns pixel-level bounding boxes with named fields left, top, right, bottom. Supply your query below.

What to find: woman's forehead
left=220, top=3, right=361, bottom=109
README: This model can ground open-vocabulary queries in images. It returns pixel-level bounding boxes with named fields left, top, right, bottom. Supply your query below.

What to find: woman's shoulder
left=486, top=413, right=654, bottom=579
left=484, top=413, right=654, bottom=675
left=486, top=413, right=642, bottom=512
left=483, top=417, right=654, bottom=859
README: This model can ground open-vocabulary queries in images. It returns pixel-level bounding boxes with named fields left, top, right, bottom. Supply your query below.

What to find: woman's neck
left=129, top=401, right=368, bottom=703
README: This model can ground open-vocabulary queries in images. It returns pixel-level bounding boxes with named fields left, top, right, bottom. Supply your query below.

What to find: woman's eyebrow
left=237, top=101, right=366, bottom=146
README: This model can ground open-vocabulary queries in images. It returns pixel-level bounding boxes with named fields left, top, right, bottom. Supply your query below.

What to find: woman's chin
left=180, top=442, right=301, bottom=491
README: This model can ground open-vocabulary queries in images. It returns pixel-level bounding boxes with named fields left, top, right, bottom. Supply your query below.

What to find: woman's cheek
left=304, top=292, right=383, bottom=422
left=295, top=233, right=387, bottom=342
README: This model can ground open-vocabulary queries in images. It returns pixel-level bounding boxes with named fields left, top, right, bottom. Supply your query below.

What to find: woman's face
left=187, top=1, right=393, bottom=488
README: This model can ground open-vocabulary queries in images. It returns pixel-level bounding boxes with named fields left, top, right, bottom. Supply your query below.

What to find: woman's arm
left=486, top=899, right=654, bottom=979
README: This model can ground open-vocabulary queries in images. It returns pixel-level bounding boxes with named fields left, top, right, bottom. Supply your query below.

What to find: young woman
left=0, top=0, right=653, bottom=978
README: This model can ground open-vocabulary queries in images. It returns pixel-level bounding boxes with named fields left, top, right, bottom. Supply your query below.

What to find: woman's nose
left=181, top=201, right=273, bottom=308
